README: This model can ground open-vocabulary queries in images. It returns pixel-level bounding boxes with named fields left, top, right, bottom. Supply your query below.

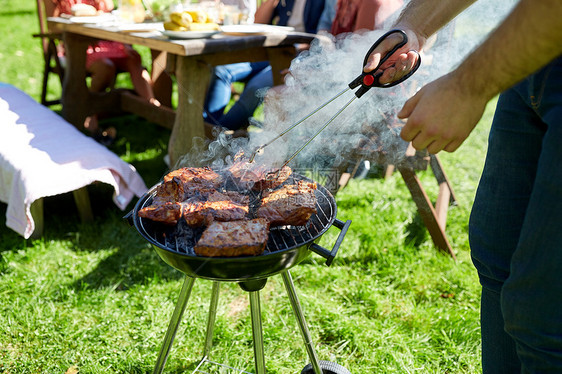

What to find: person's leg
left=470, top=57, right=562, bottom=373
left=469, top=82, right=544, bottom=373
left=501, top=58, right=562, bottom=373
left=88, top=58, right=116, bottom=93
left=216, top=64, right=273, bottom=130
left=150, top=49, right=173, bottom=107
left=204, top=62, right=256, bottom=122
left=479, top=288, right=520, bottom=374
left=85, top=58, right=117, bottom=137
left=113, top=47, right=158, bottom=104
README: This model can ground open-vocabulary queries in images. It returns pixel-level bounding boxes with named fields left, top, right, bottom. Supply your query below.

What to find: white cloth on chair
left=0, top=83, right=147, bottom=238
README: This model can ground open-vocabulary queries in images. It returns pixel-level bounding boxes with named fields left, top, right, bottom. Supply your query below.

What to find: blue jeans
left=203, top=61, right=273, bottom=130
left=469, top=56, right=562, bottom=373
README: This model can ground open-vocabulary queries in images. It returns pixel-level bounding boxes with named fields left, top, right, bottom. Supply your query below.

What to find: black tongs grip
left=349, top=29, right=422, bottom=98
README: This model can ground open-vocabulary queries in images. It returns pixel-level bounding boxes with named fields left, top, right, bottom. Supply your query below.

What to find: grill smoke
left=177, top=0, right=516, bottom=182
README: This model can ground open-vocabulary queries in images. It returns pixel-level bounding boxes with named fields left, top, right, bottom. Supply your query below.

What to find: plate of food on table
left=161, top=9, right=221, bottom=39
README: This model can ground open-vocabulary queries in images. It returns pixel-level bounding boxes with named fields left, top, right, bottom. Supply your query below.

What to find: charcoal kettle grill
left=126, top=173, right=352, bottom=374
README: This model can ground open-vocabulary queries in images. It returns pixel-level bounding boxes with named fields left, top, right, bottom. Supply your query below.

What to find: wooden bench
left=0, top=83, right=147, bottom=238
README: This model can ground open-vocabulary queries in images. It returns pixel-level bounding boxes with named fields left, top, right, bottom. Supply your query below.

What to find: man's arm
left=394, top=0, right=475, bottom=47
left=448, top=0, right=562, bottom=101
left=363, top=0, right=562, bottom=154
left=369, top=0, right=562, bottom=99
left=398, top=0, right=562, bottom=154
left=254, top=0, right=278, bottom=24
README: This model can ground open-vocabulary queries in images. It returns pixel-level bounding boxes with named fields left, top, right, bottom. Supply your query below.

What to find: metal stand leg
left=153, top=275, right=196, bottom=374
left=202, top=281, right=220, bottom=358
left=249, top=290, right=266, bottom=374
left=281, top=271, right=323, bottom=374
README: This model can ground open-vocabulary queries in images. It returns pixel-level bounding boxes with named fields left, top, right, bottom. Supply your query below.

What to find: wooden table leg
left=60, top=32, right=91, bottom=128
left=266, top=46, right=297, bottom=86
left=399, top=166, right=456, bottom=259
left=167, top=46, right=297, bottom=165
left=168, top=55, right=211, bottom=166
left=150, top=49, right=173, bottom=108
left=61, top=32, right=123, bottom=129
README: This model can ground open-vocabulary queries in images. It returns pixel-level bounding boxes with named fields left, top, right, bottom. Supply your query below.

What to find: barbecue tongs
left=249, top=29, right=421, bottom=171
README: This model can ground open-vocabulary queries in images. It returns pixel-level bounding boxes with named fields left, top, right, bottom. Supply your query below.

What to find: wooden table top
left=47, top=18, right=318, bottom=57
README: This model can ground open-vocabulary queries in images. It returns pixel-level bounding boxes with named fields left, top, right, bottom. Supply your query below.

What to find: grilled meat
left=157, top=167, right=223, bottom=202
left=163, top=166, right=222, bottom=185
left=140, top=192, right=249, bottom=227
left=227, top=160, right=292, bottom=191
left=254, top=165, right=292, bottom=191
left=221, top=190, right=251, bottom=205
left=139, top=167, right=226, bottom=224
left=257, top=181, right=317, bottom=226
left=138, top=202, right=182, bottom=225
left=182, top=191, right=249, bottom=227
left=137, top=164, right=320, bottom=257
left=194, top=218, right=270, bottom=257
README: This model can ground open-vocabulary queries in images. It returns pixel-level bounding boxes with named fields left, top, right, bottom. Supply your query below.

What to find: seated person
left=330, top=0, right=404, bottom=35
left=48, top=0, right=159, bottom=140
left=203, top=0, right=326, bottom=133
left=204, top=61, right=272, bottom=132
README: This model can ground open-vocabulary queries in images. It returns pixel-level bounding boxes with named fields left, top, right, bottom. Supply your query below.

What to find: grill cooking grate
left=137, top=174, right=335, bottom=256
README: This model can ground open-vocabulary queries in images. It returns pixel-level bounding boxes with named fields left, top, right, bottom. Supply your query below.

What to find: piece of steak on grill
left=194, top=218, right=270, bottom=257
left=157, top=167, right=223, bottom=202
left=221, top=190, right=251, bottom=205
left=138, top=202, right=182, bottom=225
left=227, top=160, right=292, bottom=191
left=182, top=191, right=249, bottom=227
left=163, top=166, right=222, bottom=185
left=257, top=181, right=317, bottom=227
left=253, top=165, right=292, bottom=191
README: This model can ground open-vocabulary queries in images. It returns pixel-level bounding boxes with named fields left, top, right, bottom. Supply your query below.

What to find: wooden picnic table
left=47, top=18, right=318, bottom=165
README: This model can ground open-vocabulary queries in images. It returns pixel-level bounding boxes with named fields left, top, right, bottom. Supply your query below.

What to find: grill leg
left=249, top=290, right=266, bottom=374
left=281, top=271, right=322, bottom=374
left=202, top=281, right=220, bottom=358
left=153, top=275, right=196, bottom=374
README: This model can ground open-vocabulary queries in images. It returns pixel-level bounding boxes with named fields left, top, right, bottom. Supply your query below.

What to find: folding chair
left=32, top=0, right=141, bottom=108
left=33, top=0, right=65, bottom=106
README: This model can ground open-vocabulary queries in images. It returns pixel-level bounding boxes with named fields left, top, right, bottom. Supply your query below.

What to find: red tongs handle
left=349, top=29, right=422, bottom=98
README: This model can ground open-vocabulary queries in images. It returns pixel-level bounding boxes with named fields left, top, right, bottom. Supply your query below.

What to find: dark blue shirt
left=271, top=0, right=326, bottom=34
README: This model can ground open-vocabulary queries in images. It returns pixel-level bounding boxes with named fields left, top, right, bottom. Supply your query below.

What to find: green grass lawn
left=0, top=0, right=493, bottom=372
